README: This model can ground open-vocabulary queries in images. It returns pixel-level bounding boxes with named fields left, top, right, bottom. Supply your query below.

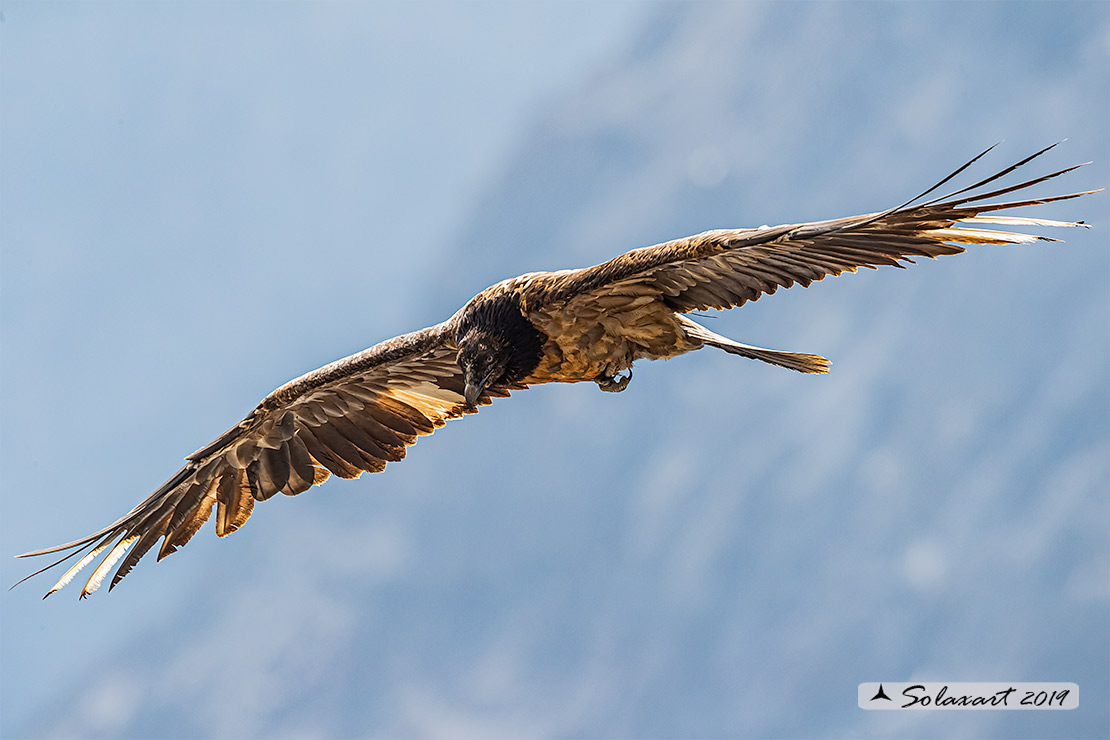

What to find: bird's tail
left=678, top=316, right=830, bottom=374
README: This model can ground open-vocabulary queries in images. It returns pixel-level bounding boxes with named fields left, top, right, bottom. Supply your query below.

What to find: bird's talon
left=597, top=369, right=632, bottom=393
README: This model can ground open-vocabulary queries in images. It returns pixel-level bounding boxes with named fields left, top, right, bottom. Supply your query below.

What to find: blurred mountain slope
left=3, top=2, right=1106, bottom=739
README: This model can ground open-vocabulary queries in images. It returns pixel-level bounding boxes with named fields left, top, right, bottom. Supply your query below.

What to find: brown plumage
left=16, top=143, right=1097, bottom=598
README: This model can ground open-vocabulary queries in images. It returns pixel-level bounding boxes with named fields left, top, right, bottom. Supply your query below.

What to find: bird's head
left=457, top=329, right=512, bottom=407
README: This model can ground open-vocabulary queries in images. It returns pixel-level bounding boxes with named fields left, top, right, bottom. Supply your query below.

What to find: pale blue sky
left=2, top=3, right=1107, bottom=738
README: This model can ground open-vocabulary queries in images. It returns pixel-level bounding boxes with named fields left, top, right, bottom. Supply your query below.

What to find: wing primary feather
left=110, top=511, right=173, bottom=591
left=16, top=465, right=195, bottom=558
left=9, top=540, right=100, bottom=593
left=43, top=532, right=122, bottom=598
left=81, top=533, right=140, bottom=598
left=918, top=141, right=1061, bottom=206
left=922, top=227, right=1050, bottom=245
left=819, top=144, right=1073, bottom=239
left=946, top=188, right=1097, bottom=217
left=939, top=163, right=1090, bottom=210
left=159, top=481, right=218, bottom=558
left=827, top=143, right=1001, bottom=235
left=959, top=214, right=1088, bottom=228
left=166, top=481, right=206, bottom=534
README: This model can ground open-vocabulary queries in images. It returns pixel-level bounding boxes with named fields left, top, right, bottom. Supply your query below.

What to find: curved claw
left=596, top=368, right=632, bottom=393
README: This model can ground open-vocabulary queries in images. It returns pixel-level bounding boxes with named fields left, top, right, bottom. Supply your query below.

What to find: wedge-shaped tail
left=679, top=316, right=831, bottom=374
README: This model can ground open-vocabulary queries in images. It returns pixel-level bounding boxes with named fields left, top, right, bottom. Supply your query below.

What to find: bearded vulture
left=16, top=143, right=1096, bottom=598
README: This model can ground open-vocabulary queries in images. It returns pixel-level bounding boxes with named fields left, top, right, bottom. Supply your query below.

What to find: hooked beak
left=464, top=380, right=482, bottom=408
left=464, top=371, right=490, bottom=407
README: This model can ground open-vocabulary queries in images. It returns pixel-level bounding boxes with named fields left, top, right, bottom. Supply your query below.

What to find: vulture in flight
left=16, top=143, right=1096, bottom=598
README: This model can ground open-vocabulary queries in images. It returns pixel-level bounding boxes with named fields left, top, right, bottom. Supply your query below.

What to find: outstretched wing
left=543, top=143, right=1096, bottom=311
left=17, top=321, right=513, bottom=598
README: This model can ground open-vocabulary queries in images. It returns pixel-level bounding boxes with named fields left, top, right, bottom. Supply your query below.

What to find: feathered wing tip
left=9, top=531, right=113, bottom=598
left=834, top=141, right=1099, bottom=243
left=35, top=532, right=127, bottom=599
left=11, top=467, right=194, bottom=597
left=19, top=527, right=149, bottom=599
left=21, top=462, right=280, bottom=598
left=917, top=194, right=1095, bottom=253
left=80, top=534, right=139, bottom=598
left=21, top=465, right=270, bottom=598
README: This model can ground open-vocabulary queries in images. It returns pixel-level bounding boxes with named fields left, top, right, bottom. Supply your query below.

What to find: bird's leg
left=596, top=367, right=632, bottom=393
